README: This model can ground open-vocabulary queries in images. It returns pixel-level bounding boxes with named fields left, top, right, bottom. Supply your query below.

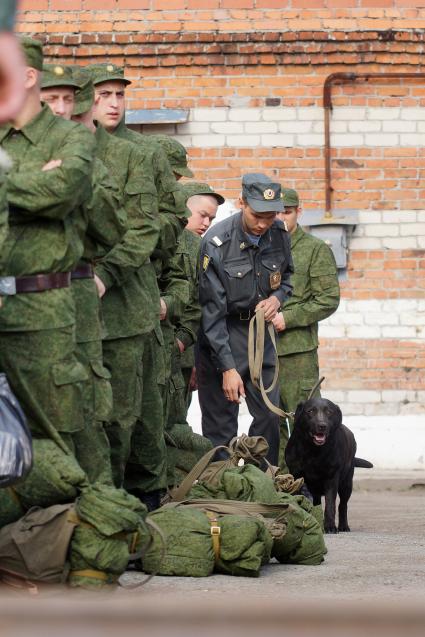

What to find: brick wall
left=16, top=1, right=425, bottom=414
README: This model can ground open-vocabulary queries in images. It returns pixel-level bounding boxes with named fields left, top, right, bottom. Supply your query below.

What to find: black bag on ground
left=0, top=373, right=32, bottom=488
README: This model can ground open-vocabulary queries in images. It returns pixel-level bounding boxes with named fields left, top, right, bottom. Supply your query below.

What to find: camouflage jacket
left=276, top=224, right=340, bottom=356
left=73, top=155, right=128, bottom=344
left=94, top=125, right=160, bottom=339
left=175, top=230, right=201, bottom=369
left=113, top=119, right=188, bottom=262
left=0, top=104, right=94, bottom=331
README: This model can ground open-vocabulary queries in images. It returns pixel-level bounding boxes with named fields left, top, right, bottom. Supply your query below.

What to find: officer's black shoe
left=137, top=489, right=162, bottom=512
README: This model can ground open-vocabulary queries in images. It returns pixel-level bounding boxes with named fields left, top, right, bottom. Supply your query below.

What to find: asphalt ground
left=1, top=470, right=424, bottom=637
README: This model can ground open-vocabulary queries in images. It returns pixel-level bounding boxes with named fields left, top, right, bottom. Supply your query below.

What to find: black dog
left=285, top=397, right=373, bottom=534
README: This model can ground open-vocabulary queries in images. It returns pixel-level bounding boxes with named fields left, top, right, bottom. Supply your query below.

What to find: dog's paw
left=338, top=524, right=351, bottom=532
left=324, top=525, right=338, bottom=534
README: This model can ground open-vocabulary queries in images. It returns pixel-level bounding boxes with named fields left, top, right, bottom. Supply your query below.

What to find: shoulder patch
left=202, top=255, right=210, bottom=272
left=212, top=236, right=223, bottom=247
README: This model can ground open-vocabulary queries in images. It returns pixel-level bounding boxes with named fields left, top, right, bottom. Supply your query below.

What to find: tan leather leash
left=248, top=309, right=293, bottom=419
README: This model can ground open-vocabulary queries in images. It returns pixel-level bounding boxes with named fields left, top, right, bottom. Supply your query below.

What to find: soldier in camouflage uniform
left=86, top=64, right=171, bottom=509
left=273, top=188, right=340, bottom=468
left=0, top=37, right=95, bottom=455
left=0, top=0, right=22, bottom=258
left=91, top=64, right=188, bottom=509
left=168, top=182, right=225, bottom=424
left=149, top=134, right=194, bottom=181
left=40, top=65, right=128, bottom=484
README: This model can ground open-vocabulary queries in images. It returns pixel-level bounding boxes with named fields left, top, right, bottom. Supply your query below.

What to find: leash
left=248, top=309, right=293, bottom=419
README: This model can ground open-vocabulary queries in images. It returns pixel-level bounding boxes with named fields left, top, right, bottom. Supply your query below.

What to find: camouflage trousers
left=277, top=348, right=321, bottom=470
left=0, top=325, right=87, bottom=455
left=125, top=329, right=167, bottom=495
left=103, top=330, right=166, bottom=493
left=72, top=339, right=114, bottom=486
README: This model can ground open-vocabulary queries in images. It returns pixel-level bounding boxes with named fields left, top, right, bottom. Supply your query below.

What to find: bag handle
left=167, top=444, right=230, bottom=502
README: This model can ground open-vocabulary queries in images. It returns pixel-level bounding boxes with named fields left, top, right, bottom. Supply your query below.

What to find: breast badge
left=270, top=271, right=281, bottom=290
left=203, top=255, right=210, bottom=272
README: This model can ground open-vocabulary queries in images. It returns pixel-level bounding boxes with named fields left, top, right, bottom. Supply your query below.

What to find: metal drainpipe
left=323, top=72, right=425, bottom=218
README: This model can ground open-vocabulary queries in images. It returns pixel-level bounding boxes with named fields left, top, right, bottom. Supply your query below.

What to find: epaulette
left=206, top=231, right=231, bottom=247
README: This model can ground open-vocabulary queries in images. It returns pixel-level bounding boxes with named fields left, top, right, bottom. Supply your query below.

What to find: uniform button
left=238, top=272, right=242, bottom=276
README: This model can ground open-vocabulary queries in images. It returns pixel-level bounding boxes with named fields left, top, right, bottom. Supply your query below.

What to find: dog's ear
left=333, top=402, right=343, bottom=428
left=294, top=401, right=305, bottom=424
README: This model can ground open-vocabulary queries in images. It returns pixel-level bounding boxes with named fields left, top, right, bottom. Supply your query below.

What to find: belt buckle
left=0, top=277, right=16, bottom=296
left=239, top=310, right=251, bottom=321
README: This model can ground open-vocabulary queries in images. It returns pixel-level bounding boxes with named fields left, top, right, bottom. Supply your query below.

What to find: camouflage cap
left=19, top=36, right=43, bottom=72
left=87, top=63, right=131, bottom=87
left=281, top=188, right=300, bottom=208
left=41, top=64, right=80, bottom=90
left=70, top=67, right=95, bottom=116
left=242, top=173, right=283, bottom=213
left=182, top=181, right=225, bottom=206
left=150, top=134, right=194, bottom=178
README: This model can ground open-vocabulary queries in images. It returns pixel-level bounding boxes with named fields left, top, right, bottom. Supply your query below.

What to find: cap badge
left=263, top=189, right=275, bottom=200
left=107, top=64, right=114, bottom=72
left=54, top=66, right=64, bottom=76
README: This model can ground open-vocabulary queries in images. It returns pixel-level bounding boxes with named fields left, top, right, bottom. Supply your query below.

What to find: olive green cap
left=19, top=36, right=43, bottom=72
left=281, top=188, right=300, bottom=207
left=41, top=64, right=80, bottom=90
left=151, top=134, right=194, bottom=178
left=70, top=67, right=94, bottom=116
left=87, top=63, right=131, bottom=87
left=242, top=173, right=283, bottom=213
left=182, top=181, right=225, bottom=206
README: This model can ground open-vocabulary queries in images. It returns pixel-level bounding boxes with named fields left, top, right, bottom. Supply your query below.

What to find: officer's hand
left=222, top=368, right=245, bottom=403
left=160, top=298, right=167, bottom=321
left=94, top=274, right=106, bottom=298
left=272, top=311, right=286, bottom=332
left=255, top=295, right=280, bottom=322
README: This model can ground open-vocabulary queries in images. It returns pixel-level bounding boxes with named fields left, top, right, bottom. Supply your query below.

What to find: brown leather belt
left=71, top=263, right=94, bottom=280
left=15, top=272, right=71, bottom=294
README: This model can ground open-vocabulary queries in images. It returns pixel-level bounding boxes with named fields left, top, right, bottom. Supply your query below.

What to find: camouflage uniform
left=166, top=228, right=201, bottom=425
left=0, top=92, right=95, bottom=454
left=110, top=95, right=188, bottom=499
left=276, top=223, right=340, bottom=466
left=92, top=124, right=161, bottom=491
left=71, top=156, right=127, bottom=484
left=0, top=2, right=18, bottom=254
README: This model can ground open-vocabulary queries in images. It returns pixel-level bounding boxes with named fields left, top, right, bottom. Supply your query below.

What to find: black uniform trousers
left=197, top=316, right=280, bottom=465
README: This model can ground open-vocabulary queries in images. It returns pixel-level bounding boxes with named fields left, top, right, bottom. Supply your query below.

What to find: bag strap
left=167, top=444, right=230, bottom=502
left=248, top=310, right=293, bottom=419
left=118, top=518, right=166, bottom=590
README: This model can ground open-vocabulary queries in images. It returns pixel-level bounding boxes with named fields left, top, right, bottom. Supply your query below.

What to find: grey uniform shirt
left=199, top=212, right=293, bottom=371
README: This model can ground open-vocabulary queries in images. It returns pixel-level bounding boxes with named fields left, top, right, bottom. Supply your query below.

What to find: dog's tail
left=354, top=457, right=373, bottom=469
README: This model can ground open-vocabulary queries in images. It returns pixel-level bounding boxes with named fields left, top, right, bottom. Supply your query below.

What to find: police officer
left=273, top=188, right=340, bottom=468
left=198, top=173, right=293, bottom=465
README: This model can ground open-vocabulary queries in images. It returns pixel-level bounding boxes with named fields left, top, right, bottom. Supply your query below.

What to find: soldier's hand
left=272, top=311, right=286, bottom=332
left=176, top=338, right=185, bottom=353
left=189, top=366, right=198, bottom=391
left=256, top=295, right=280, bottom=321
left=222, top=368, right=245, bottom=403
left=94, top=274, right=106, bottom=298
left=160, top=298, right=167, bottom=321
left=42, top=159, right=62, bottom=172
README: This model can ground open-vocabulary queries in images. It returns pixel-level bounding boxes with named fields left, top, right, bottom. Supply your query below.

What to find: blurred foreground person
left=0, top=37, right=95, bottom=453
